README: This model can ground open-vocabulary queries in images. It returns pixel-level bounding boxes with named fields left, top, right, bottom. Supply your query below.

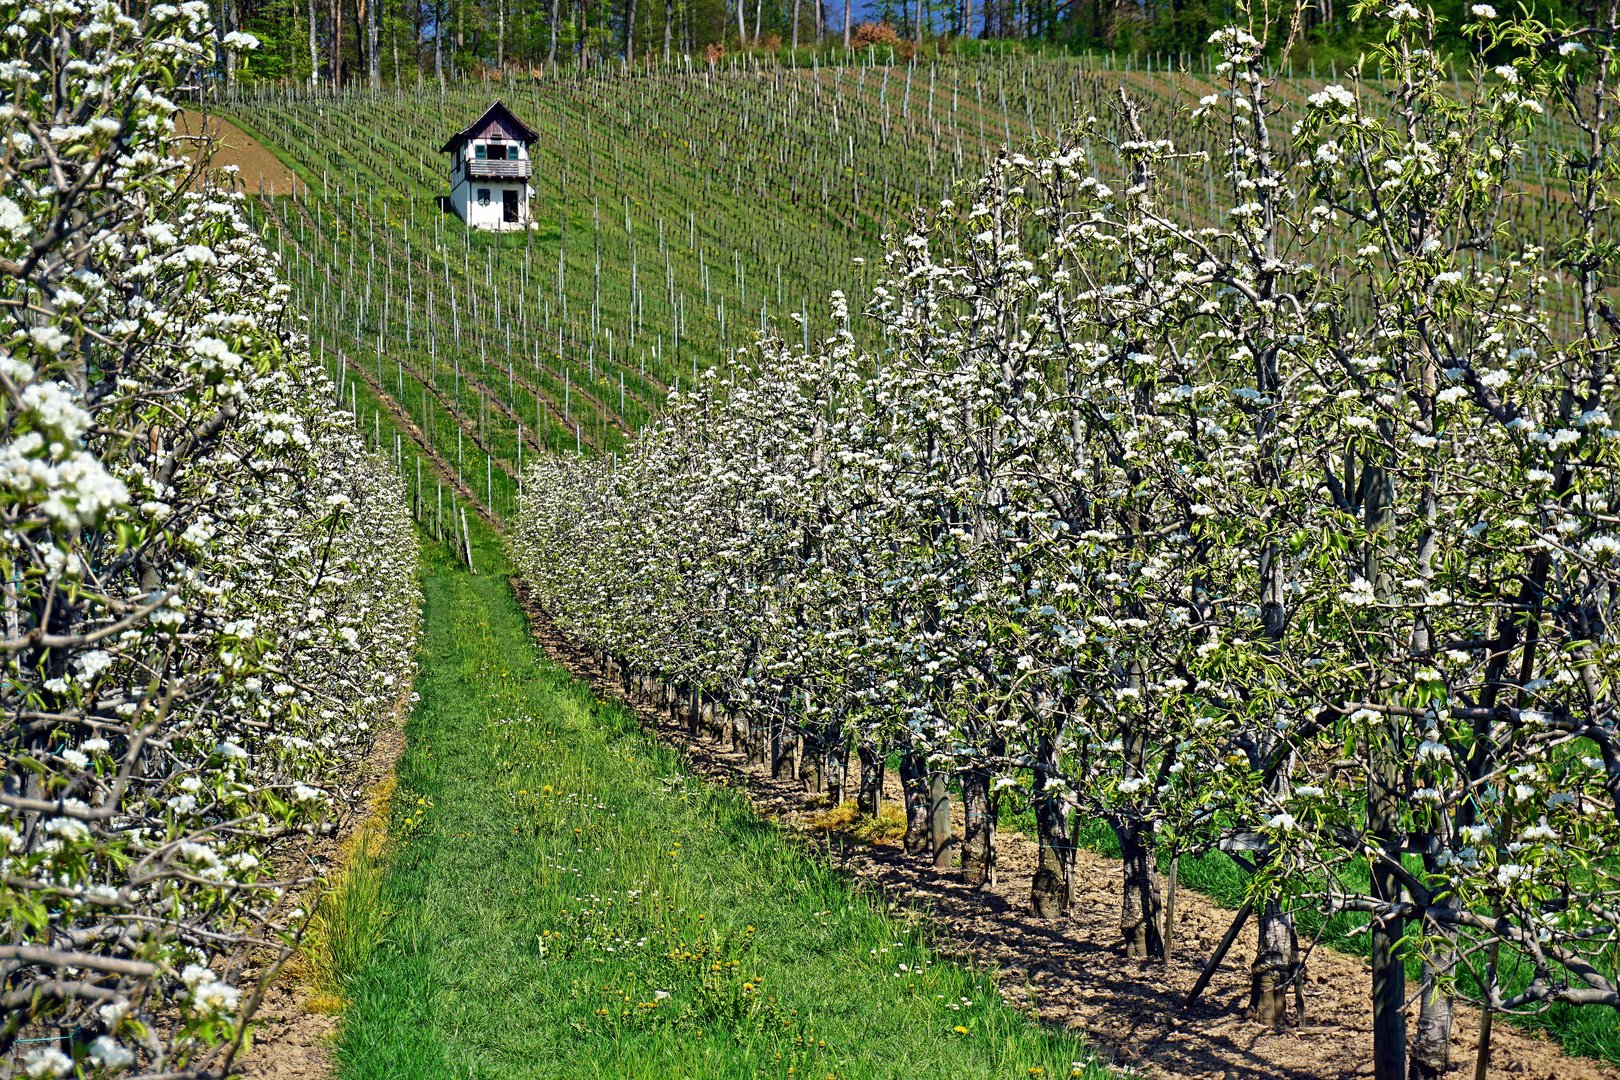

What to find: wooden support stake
left=1185, top=900, right=1252, bottom=1010
left=1164, top=855, right=1180, bottom=961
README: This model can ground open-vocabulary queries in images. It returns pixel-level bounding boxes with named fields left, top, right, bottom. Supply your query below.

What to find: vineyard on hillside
left=233, top=54, right=1183, bottom=525
left=228, top=46, right=1605, bottom=536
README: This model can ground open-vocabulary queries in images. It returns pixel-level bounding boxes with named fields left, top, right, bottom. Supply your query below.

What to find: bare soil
left=233, top=707, right=408, bottom=1080
left=175, top=110, right=305, bottom=197
left=514, top=581, right=1620, bottom=1080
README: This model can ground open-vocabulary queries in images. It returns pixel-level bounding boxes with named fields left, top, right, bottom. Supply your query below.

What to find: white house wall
left=461, top=183, right=524, bottom=229
left=448, top=137, right=534, bottom=231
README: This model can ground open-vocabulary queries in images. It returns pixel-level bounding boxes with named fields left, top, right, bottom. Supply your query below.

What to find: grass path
left=330, top=525, right=1100, bottom=1080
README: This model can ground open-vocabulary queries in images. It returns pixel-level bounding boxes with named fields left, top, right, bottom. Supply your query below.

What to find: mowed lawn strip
left=333, top=524, right=1100, bottom=1080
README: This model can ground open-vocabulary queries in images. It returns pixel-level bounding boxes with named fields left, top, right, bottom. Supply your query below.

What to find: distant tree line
left=213, top=0, right=1587, bottom=90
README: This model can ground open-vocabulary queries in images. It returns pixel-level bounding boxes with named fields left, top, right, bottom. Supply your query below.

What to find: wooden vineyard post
left=460, top=506, right=476, bottom=573
left=1164, top=855, right=1179, bottom=961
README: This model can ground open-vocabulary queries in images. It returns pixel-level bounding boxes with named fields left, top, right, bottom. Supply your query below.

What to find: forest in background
left=209, top=0, right=1587, bottom=91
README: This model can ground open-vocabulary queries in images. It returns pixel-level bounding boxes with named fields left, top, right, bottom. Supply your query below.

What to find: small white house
left=442, top=100, right=537, bottom=231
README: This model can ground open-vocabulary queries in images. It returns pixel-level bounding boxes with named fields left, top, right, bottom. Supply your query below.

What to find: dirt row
left=176, top=111, right=306, bottom=196
left=513, top=581, right=1618, bottom=1080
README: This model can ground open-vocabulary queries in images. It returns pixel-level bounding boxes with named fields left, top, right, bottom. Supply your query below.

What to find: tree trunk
left=1116, top=818, right=1163, bottom=958
left=498, top=0, right=506, bottom=69
left=1366, top=447, right=1408, bottom=1080
left=352, top=0, right=367, bottom=87
left=929, top=772, right=953, bottom=868
left=792, top=0, right=801, bottom=49
left=960, top=767, right=996, bottom=887
left=217, top=0, right=237, bottom=93
left=549, top=0, right=560, bottom=64
left=1369, top=758, right=1407, bottom=1080
left=827, top=736, right=849, bottom=804
left=1164, top=855, right=1179, bottom=956
left=578, top=0, right=588, bottom=69
left=1029, top=771, right=1071, bottom=918
left=800, top=735, right=824, bottom=792
left=736, top=0, right=748, bottom=44
left=1474, top=934, right=1501, bottom=1080
left=309, top=0, right=320, bottom=87
left=331, top=0, right=342, bottom=85
left=214, top=0, right=227, bottom=90
left=901, top=751, right=930, bottom=854
left=914, top=0, right=923, bottom=42
left=771, top=716, right=795, bottom=779
left=753, top=717, right=770, bottom=766
left=842, top=0, right=851, bottom=45
left=624, top=0, right=635, bottom=62
left=1410, top=915, right=1456, bottom=1080
left=433, top=0, right=444, bottom=81
left=856, top=743, right=884, bottom=817
left=663, top=0, right=672, bottom=60
left=414, top=0, right=424, bottom=77
left=1249, top=899, right=1295, bottom=1029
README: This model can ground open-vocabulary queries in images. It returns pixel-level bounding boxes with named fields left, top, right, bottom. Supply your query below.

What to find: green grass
left=305, top=843, right=391, bottom=1008
left=330, top=520, right=1102, bottom=1080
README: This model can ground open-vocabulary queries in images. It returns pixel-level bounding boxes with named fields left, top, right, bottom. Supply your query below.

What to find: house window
left=488, top=142, right=509, bottom=161
left=477, top=188, right=490, bottom=206
left=474, top=143, right=486, bottom=159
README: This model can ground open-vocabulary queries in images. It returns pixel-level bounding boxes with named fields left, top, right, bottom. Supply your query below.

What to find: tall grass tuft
left=300, top=774, right=398, bottom=1013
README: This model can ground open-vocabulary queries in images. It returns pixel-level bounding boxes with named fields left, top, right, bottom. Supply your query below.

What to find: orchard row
left=516, top=10, right=1620, bottom=1080
left=2, top=4, right=420, bottom=1077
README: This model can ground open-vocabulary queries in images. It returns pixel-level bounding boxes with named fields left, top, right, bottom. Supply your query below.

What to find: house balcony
left=466, top=158, right=531, bottom=180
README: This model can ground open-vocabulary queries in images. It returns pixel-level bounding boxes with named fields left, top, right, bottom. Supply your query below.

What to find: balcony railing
left=466, top=158, right=530, bottom=180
